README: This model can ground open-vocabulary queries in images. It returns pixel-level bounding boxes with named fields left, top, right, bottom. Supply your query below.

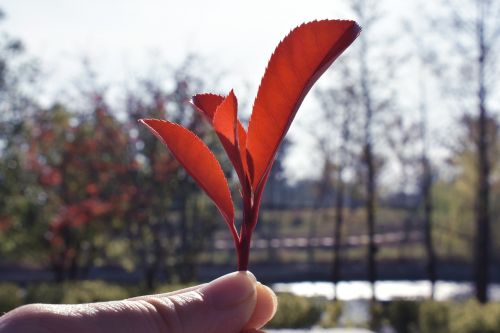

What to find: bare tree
left=433, top=0, right=500, bottom=303
left=308, top=157, right=332, bottom=266
left=260, top=138, right=290, bottom=263
left=349, top=0, right=397, bottom=301
left=384, top=115, right=421, bottom=258
left=315, top=63, right=358, bottom=300
left=415, top=34, right=437, bottom=299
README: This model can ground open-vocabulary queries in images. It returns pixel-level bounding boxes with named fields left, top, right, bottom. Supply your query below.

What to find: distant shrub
left=380, top=299, right=500, bottom=333
left=419, top=301, right=449, bottom=333
left=368, top=301, right=386, bottom=331
left=0, top=283, right=23, bottom=313
left=320, top=301, right=343, bottom=328
left=266, top=293, right=323, bottom=328
left=25, top=282, right=65, bottom=304
left=153, top=283, right=196, bottom=295
left=449, top=300, right=500, bottom=333
left=387, top=299, right=420, bottom=333
left=62, top=281, right=129, bottom=303
left=25, top=281, right=130, bottom=304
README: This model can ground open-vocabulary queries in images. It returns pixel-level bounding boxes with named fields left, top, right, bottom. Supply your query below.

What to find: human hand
left=0, top=271, right=277, bottom=333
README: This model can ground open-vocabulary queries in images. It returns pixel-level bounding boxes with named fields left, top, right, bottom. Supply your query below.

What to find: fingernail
left=201, top=271, right=257, bottom=310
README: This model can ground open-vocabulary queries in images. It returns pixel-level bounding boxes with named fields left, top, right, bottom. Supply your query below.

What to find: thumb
left=138, top=271, right=259, bottom=333
left=0, top=271, right=276, bottom=333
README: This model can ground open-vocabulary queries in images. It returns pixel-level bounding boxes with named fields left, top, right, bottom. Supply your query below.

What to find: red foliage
left=51, top=198, right=113, bottom=231
left=0, top=216, right=12, bottom=232
left=39, top=167, right=62, bottom=186
left=27, top=99, right=138, bottom=278
left=141, top=20, right=360, bottom=270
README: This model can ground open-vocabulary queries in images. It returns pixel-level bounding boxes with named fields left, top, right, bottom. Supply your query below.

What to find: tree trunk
left=475, top=100, right=490, bottom=304
left=145, top=228, right=163, bottom=291
left=80, top=241, right=96, bottom=279
left=68, top=247, right=80, bottom=280
left=416, top=40, right=436, bottom=299
left=422, top=156, right=436, bottom=298
left=179, top=192, right=189, bottom=281
left=359, top=22, right=377, bottom=301
left=474, top=7, right=490, bottom=304
left=366, top=142, right=377, bottom=301
left=307, top=210, right=317, bottom=267
left=332, top=172, right=344, bottom=301
left=51, top=255, right=65, bottom=282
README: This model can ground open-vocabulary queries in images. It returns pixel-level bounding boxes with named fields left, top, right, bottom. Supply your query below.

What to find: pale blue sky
left=1, top=0, right=447, bottom=183
left=2, top=0, right=358, bottom=99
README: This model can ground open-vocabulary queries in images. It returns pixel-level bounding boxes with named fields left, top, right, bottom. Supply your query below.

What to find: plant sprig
left=140, top=20, right=360, bottom=270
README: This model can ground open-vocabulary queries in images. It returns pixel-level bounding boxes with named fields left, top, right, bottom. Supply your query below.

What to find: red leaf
left=192, top=93, right=224, bottom=122
left=194, top=91, right=250, bottom=189
left=212, top=90, right=248, bottom=186
left=139, top=119, right=235, bottom=227
left=236, top=121, right=248, bottom=187
left=213, top=91, right=238, bottom=148
left=246, top=20, right=361, bottom=191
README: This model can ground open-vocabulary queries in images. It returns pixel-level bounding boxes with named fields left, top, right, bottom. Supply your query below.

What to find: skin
left=0, top=271, right=277, bottom=333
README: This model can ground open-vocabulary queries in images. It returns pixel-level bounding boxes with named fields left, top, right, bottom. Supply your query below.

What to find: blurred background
left=0, top=0, right=499, bottom=331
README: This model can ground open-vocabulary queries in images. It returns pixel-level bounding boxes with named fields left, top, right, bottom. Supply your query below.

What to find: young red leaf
left=246, top=20, right=361, bottom=191
left=139, top=119, right=235, bottom=230
left=236, top=121, right=248, bottom=188
left=212, top=90, right=249, bottom=187
left=212, top=91, right=238, bottom=149
left=192, top=93, right=224, bottom=122
left=194, top=91, right=250, bottom=190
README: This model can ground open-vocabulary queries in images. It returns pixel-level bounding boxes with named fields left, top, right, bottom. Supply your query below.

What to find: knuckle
left=136, top=297, right=184, bottom=333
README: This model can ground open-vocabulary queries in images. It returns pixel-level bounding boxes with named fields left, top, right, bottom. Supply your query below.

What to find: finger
left=244, top=282, right=278, bottom=330
left=127, top=283, right=207, bottom=301
left=0, top=272, right=258, bottom=333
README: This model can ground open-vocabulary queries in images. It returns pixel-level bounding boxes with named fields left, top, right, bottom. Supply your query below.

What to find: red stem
left=237, top=181, right=265, bottom=271
left=237, top=179, right=254, bottom=271
left=237, top=226, right=251, bottom=271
